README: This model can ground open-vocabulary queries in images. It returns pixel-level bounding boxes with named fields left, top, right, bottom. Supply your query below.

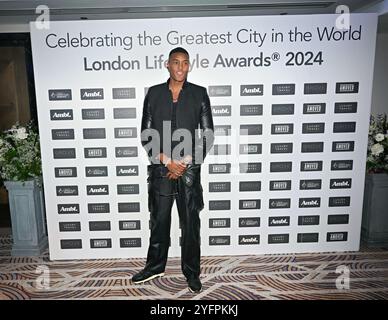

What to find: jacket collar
left=166, top=78, right=188, bottom=91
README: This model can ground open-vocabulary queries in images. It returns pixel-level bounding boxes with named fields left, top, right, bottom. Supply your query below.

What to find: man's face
left=167, top=52, right=190, bottom=83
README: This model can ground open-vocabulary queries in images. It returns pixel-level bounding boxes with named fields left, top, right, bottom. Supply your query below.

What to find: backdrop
left=30, top=13, right=377, bottom=260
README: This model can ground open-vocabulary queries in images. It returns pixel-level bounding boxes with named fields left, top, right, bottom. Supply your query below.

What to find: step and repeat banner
left=30, top=14, right=377, bottom=260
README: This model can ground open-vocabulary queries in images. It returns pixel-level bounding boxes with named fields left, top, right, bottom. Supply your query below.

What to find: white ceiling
left=0, top=0, right=385, bottom=32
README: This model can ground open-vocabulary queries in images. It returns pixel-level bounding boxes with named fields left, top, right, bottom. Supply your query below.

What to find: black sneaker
left=132, top=269, right=164, bottom=284
left=187, top=277, right=202, bottom=293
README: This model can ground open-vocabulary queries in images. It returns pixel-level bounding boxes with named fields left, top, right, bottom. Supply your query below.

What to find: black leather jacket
left=141, top=79, right=214, bottom=165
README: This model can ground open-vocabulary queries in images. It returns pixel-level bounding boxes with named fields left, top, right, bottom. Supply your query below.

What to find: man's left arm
left=195, top=88, right=214, bottom=164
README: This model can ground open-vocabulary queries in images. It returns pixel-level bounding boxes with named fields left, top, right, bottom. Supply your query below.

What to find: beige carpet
left=1, top=233, right=388, bottom=300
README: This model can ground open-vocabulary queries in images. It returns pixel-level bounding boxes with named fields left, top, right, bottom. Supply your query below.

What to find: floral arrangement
left=367, top=114, right=388, bottom=174
left=0, top=121, right=42, bottom=183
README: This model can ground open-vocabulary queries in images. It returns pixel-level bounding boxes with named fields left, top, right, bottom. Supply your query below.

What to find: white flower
left=15, top=127, right=28, bottom=140
left=371, top=143, right=384, bottom=156
left=375, top=133, right=385, bottom=142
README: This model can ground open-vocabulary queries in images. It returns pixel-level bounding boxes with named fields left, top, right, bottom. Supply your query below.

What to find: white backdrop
left=30, top=14, right=377, bottom=260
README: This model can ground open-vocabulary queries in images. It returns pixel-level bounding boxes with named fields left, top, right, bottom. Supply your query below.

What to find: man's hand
left=166, top=160, right=186, bottom=178
left=166, top=171, right=180, bottom=180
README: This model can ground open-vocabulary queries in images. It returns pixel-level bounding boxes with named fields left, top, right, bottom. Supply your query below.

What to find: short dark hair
left=169, top=47, right=189, bottom=59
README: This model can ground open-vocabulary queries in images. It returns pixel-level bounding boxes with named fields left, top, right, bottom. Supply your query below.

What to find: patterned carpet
left=1, top=232, right=388, bottom=300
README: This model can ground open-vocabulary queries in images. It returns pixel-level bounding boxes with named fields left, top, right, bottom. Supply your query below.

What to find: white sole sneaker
left=188, top=287, right=202, bottom=293
left=132, top=272, right=164, bottom=284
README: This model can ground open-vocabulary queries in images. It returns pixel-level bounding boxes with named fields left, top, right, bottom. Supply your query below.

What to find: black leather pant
left=144, top=165, right=203, bottom=280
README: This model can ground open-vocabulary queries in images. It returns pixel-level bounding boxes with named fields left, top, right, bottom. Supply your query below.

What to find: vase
left=3, top=179, right=48, bottom=256
left=361, top=173, right=388, bottom=247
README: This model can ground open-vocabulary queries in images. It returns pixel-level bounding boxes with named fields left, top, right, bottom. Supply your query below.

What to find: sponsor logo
left=116, top=166, right=138, bottom=176
left=297, top=233, right=319, bottom=243
left=298, top=215, right=320, bottom=225
left=336, top=82, right=359, bottom=94
left=208, top=85, right=232, bottom=97
left=270, top=181, right=291, bottom=191
left=328, top=215, right=349, bottom=225
left=268, top=234, right=289, bottom=244
left=303, top=103, right=326, bottom=114
left=87, top=185, right=109, bottom=195
left=300, top=180, right=322, bottom=190
left=240, top=144, right=262, bottom=154
left=270, top=162, right=292, bottom=172
left=209, top=218, right=231, bottom=228
left=55, top=167, right=77, bottom=178
left=329, top=197, right=351, bottom=207
left=59, top=222, right=81, bottom=232
left=118, top=202, right=140, bottom=213
left=88, top=203, right=110, bottom=214
left=272, top=124, right=294, bottom=134
left=300, top=161, right=323, bottom=171
left=272, top=84, right=295, bottom=95
left=240, top=181, right=261, bottom=192
left=90, top=239, right=112, bottom=248
left=84, top=147, right=107, bottom=158
left=83, top=128, right=106, bottom=139
left=113, top=108, right=136, bottom=119
left=327, top=232, right=348, bottom=242
left=299, top=198, right=321, bottom=208
left=49, top=89, right=72, bottom=101
left=239, top=199, right=260, bottom=209
left=53, top=148, right=76, bottom=159
left=214, top=125, right=231, bottom=136
left=240, top=84, right=264, bottom=96
left=209, top=182, right=231, bottom=192
left=209, top=200, right=231, bottom=210
left=85, top=167, right=108, bottom=177
left=114, top=127, right=137, bottom=138
left=209, top=236, right=231, bottom=245
left=112, top=87, right=136, bottom=99
left=239, top=217, right=260, bottom=227
left=50, top=109, right=73, bottom=120
left=57, top=204, right=80, bottom=214
left=269, top=199, right=291, bottom=209
left=270, top=143, right=293, bottom=154
left=302, top=123, right=325, bottom=134
left=272, top=104, right=294, bottom=115
left=89, top=221, right=111, bottom=231
left=120, top=238, right=142, bottom=248
left=211, top=105, right=231, bottom=116
left=117, top=184, right=139, bottom=195
left=304, top=83, right=327, bottom=94
left=334, top=102, right=357, bottom=113
left=119, top=221, right=141, bottom=230
left=330, top=179, right=352, bottom=189
left=60, top=239, right=82, bottom=249
left=269, top=216, right=290, bottom=226
left=56, top=186, right=78, bottom=196
left=333, top=122, right=356, bottom=133
left=209, top=163, right=231, bottom=174
left=52, top=129, right=74, bottom=140
left=239, top=235, right=260, bottom=245
left=240, top=162, right=262, bottom=173
left=115, top=146, right=138, bottom=157
left=332, top=141, right=355, bottom=152
left=240, top=104, right=263, bottom=116
left=301, top=142, right=324, bottom=153
left=240, top=124, right=262, bottom=135
left=82, top=108, right=105, bottom=120
left=210, top=144, right=231, bottom=155
left=80, top=88, right=104, bottom=100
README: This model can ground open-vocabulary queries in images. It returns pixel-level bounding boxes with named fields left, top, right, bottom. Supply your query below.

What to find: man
left=132, top=47, right=214, bottom=293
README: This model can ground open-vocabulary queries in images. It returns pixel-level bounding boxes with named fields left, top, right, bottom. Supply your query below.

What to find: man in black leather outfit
left=132, top=47, right=214, bottom=293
